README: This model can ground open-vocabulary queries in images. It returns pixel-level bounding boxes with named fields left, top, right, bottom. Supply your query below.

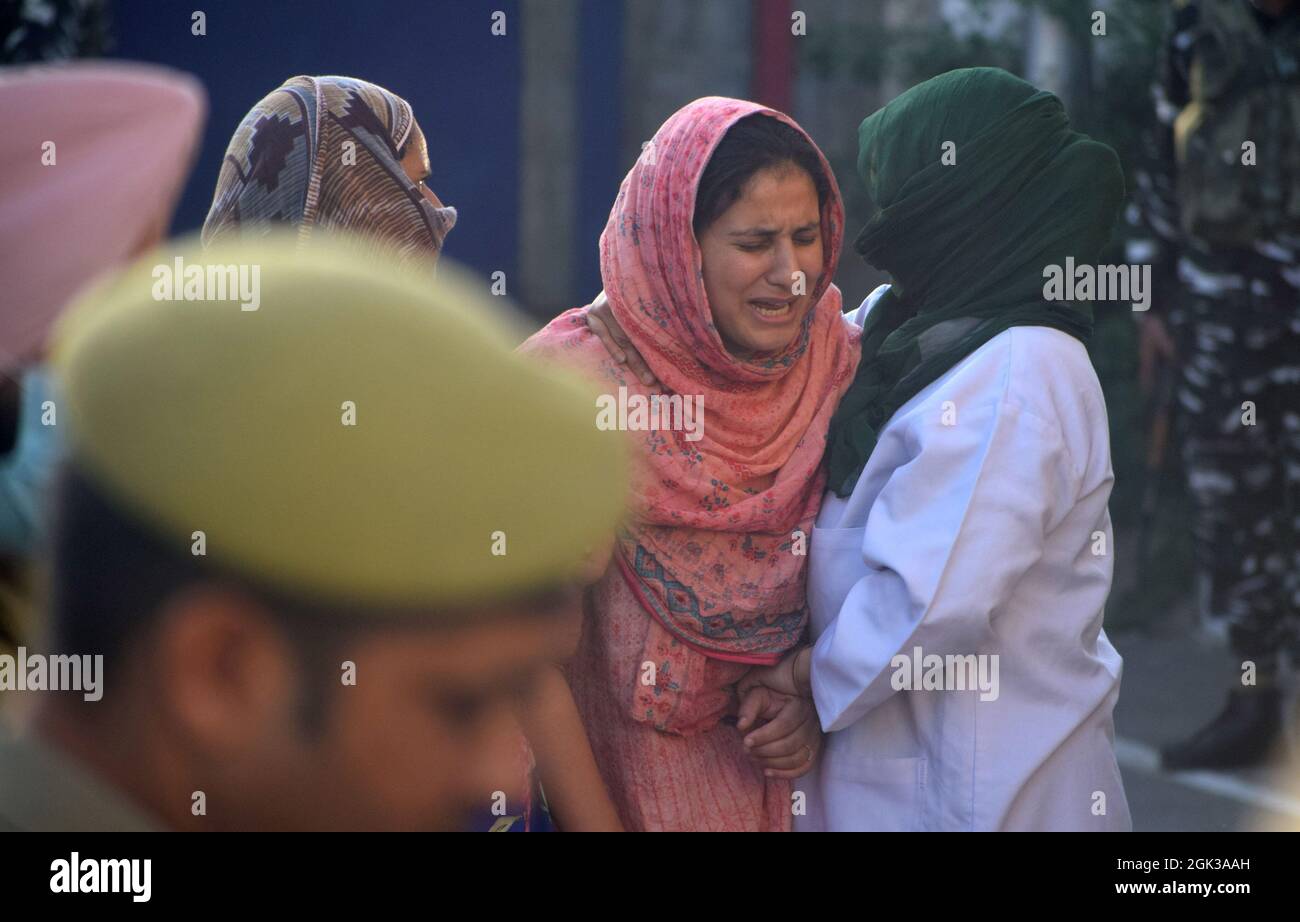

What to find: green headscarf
left=824, top=67, right=1124, bottom=497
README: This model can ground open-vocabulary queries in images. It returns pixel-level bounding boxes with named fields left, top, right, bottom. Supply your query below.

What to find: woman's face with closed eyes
left=697, top=164, right=824, bottom=360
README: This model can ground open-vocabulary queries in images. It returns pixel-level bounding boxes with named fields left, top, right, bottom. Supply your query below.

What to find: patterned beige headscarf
left=202, top=75, right=456, bottom=266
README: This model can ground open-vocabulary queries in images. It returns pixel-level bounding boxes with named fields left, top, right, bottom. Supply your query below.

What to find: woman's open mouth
left=749, top=298, right=797, bottom=323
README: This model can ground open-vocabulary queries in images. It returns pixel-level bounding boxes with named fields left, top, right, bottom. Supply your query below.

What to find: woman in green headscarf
left=591, top=67, right=1133, bottom=830
left=821, top=66, right=1123, bottom=492
left=742, top=67, right=1133, bottom=830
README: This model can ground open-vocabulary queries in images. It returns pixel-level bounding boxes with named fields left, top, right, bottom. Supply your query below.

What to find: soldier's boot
left=1160, top=686, right=1283, bottom=771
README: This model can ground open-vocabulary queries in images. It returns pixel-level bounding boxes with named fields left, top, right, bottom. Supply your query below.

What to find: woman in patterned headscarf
left=202, top=75, right=456, bottom=267
left=523, top=98, right=859, bottom=831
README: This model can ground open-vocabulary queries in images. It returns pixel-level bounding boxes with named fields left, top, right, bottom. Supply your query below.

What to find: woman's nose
left=766, top=240, right=799, bottom=292
left=421, top=184, right=445, bottom=208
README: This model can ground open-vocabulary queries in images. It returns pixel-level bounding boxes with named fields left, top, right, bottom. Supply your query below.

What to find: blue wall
left=108, top=0, right=521, bottom=284
left=576, top=0, right=624, bottom=301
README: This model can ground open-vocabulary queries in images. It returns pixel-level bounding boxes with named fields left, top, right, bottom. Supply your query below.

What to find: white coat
left=795, top=286, right=1131, bottom=832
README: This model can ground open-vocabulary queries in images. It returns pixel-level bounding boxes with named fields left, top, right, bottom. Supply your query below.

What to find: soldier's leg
left=1174, top=288, right=1271, bottom=652
left=1277, top=295, right=1300, bottom=668
left=1219, top=290, right=1294, bottom=676
left=1161, top=272, right=1286, bottom=769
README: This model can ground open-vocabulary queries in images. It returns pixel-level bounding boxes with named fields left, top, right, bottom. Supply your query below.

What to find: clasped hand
left=735, top=646, right=822, bottom=780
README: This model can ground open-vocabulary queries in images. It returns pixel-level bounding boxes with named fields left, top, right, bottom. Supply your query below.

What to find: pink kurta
left=566, top=567, right=792, bottom=832
left=521, top=97, right=857, bottom=832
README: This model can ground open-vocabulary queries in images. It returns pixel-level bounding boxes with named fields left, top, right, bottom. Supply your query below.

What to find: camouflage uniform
left=1127, top=0, right=1300, bottom=670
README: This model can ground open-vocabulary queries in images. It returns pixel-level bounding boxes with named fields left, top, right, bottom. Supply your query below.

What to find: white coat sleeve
left=810, top=398, right=1078, bottom=733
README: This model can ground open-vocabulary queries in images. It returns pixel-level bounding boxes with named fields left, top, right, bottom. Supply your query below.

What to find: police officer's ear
left=151, top=584, right=300, bottom=755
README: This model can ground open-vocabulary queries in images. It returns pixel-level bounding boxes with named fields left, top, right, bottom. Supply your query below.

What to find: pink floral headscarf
left=524, top=97, right=860, bottom=663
